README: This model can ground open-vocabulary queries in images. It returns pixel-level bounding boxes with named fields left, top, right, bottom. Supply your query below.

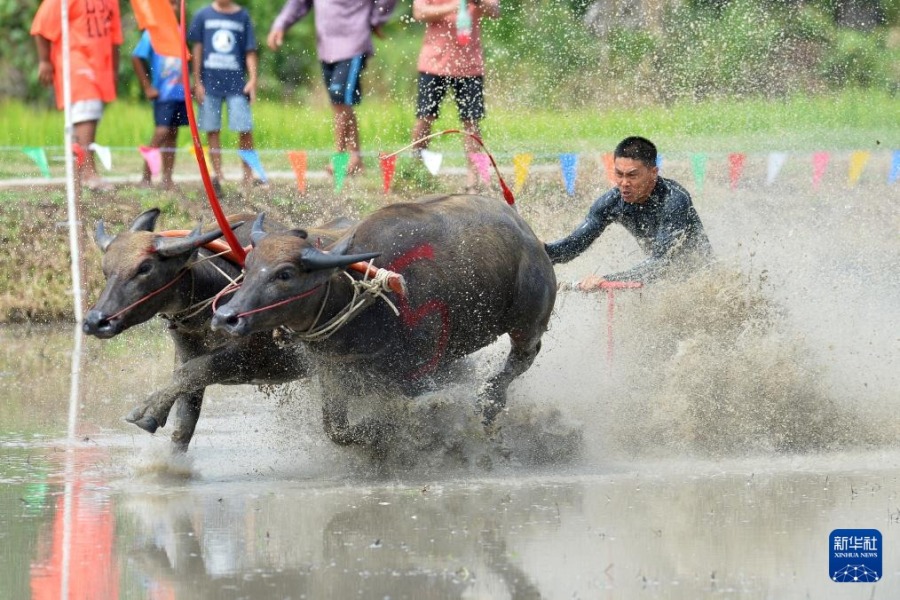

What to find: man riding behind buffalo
left=544, top=136, right=712, bottom=288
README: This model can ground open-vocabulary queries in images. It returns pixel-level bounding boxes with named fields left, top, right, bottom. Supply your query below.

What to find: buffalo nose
left=83, top=309, right=108, bottom=334
left=212, top=306, right=241, bottom=331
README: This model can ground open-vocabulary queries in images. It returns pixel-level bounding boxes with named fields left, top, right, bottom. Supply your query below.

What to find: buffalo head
left=84, top=208, right=237, bottom=338
left=212, top=213, right=379, bottom=336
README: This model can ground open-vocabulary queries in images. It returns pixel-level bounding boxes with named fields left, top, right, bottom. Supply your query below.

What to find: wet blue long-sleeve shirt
left=544, top=177, right=712, bottom=283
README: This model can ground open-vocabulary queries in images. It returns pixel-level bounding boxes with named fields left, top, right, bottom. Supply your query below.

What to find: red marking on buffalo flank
left=387, top=244, right=449, bottom=380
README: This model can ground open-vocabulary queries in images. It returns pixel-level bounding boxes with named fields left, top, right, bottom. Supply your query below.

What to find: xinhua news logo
left=830, top=529, right=882, bottom=583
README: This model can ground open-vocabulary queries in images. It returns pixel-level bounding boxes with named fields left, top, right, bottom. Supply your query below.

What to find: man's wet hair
left=614, top=137, right=657, bottom=168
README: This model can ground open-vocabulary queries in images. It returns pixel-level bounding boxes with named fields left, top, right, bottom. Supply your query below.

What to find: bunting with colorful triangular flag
left=138, top=146, right=162, bottom=178
left=332, top=152, right=350, bottom=192
left=420, top=149, right=443, bottom=176
left=88, top=143, right=112, bottom=171
left=238, top=149, right=268, bottom=183
left=728, top=153, right=746, bottom=190
left=766, top=152, right=788, bottom=185
left=848, top=151, right=870, bottom=186
left=287, top=151, right=307, bottom=194
left=559, top=153, right=578, bottom=196
left=691, top=153, right=708, bottom=192
left=23, top=147, right=51, bottom=178
left=379, top=153, right=397, bottom=194
left=469, top=152, right=491, bottom=184
left=812, top=151, right=830, bottom=190
left=601, top=152, right=615, bottom=186
left=512, top=153, right=532, bottom=193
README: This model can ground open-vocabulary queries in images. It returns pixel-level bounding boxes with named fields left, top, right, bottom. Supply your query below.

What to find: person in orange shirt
left=411, top=0, right=500, bottom=192
left=31, top=0, right=123, bottom=191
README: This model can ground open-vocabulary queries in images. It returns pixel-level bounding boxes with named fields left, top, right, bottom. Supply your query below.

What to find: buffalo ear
left=299, top=246, right=381, bottom=272
left=250, top=213, right=267, bottom=247
left=95, top=220, right=114, bottom=252
left=130, top=208, right=161, bottom=232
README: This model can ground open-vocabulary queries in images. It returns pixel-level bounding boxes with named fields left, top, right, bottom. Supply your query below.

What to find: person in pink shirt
left=267, top=0, right=397, bottom=176
left=31, top=0, right=123, bottom=191
left=411, top=0, right=500, bottom=192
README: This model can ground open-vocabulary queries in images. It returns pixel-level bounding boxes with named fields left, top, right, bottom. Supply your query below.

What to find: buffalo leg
left=171, top=390, right=204, bottom=452
left=480, top=332, right=543, bottom=428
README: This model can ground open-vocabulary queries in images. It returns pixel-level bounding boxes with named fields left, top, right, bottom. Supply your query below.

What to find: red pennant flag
left=287, top=151, right=307, bottom=194
left=728, top=153, right=746, bottom=190
left=379, top=153, right=397, bottom=194
left=812, top=151, right=830, bottom=190
left=601, top=152, right=615, bottom=185
left=71, top=143, right=86, bottom=167
left=131, top=0, right=187, bottom=57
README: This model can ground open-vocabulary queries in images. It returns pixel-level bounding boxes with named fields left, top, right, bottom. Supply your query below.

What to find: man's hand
left=193, top=82, right=206, bottom=105
left=267, top=29, right=284, bottom=51
left=144, top=86, right=159, bottom=100
left=37, top=60, right=54, bottom=87
left=372, top=24, right=385, bottom=39
left=243, top=81, right=256, bottom=103
left=576, top=275, right=606, bottom=291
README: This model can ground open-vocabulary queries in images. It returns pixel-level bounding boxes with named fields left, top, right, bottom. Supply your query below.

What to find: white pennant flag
left=89, top=143, right=112, bottom=171
left=420, top=149, right=443, bottom=175
left=766, top=152, right=788, bottom=185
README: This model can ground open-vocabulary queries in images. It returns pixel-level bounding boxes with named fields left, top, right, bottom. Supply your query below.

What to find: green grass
left=2, top=88, right=897, bottom=163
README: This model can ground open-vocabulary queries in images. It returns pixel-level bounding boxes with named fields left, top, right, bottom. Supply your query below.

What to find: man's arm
left=34, top=35, right=54, bottom=87
left=268, top=0, right=312, bottom=50
left=473, top=0, right=500, bottom=19
left=544, top=191, right=617, bottom=264
left=132, top=56, right=157, bottom=99
left=244, top=50, right=258, bottom=102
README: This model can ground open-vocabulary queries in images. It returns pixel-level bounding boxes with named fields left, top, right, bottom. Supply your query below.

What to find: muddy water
left=2, top=166, right=899, bottom=598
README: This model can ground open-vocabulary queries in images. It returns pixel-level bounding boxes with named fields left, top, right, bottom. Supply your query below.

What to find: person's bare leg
left=462, top=119, right=482, bottom=191
left=333, top=104, right=363, bottom=174
left=207, top=130, right=223, bottom=181
left=411, top=116, right=436, bottom=152
left=73, top=120, right=99, bottom=182
left=160, top=128, right=179, bottom=189
left=238, top=131, right=255, bottom=184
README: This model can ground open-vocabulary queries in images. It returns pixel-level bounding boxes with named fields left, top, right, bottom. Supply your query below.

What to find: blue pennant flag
left=656, top=153, right=663, bottom=171
left=890, top=150, right=900, bottom=184
left=560, top=153, right=578, bottom=196
left=238, top=149, right=268, bottom=182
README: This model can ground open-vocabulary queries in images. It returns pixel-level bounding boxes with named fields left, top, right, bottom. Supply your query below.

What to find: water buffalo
left=211, top=194, right=556, bottom=446
left=84, top=208, right=351, bottom=451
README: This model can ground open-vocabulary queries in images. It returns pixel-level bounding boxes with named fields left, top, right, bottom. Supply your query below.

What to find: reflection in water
left=19, top=449, right=118, bottom=600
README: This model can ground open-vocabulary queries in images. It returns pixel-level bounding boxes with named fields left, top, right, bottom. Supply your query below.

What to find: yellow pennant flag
left=187, top=144, right=212, bottom=170
left=512, top=153, right=533, bottom=193
left=848, top=151, right=871, bottom=186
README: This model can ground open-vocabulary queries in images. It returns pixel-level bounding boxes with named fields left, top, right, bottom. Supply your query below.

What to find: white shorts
left=71, top=100, right=104, bottom=123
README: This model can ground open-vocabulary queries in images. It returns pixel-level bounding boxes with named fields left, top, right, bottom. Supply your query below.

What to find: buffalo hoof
left=124, top=410, right=160, bottom=434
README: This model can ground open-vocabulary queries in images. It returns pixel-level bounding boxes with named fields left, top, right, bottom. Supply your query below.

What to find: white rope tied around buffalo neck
left=291, top=263, right=401, bottom=343
left=161, top=248, right=244, bottom=325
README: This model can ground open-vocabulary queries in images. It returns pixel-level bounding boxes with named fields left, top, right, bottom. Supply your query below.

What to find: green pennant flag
left=332, top=152, right=350, bottom=193
left=691, top=153, right=708, bottom=192
left=23, top=147, right=51, bottom=178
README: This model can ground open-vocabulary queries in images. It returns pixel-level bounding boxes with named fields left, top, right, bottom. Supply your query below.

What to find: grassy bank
left=2, top=89, right=897, bottom=157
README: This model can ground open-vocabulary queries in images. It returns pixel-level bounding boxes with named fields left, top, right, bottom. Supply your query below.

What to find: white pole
left=58, top=0, right=85, bottom=597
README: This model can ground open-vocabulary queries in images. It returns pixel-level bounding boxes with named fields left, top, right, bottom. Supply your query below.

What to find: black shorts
left=416, top=73, right=485, bottom=122
left=321, top=55, right=367, bottom=106
left=153, top=100, right=189, bottom=128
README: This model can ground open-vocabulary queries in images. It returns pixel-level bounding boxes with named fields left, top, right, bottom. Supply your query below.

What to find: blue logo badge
left=830, top=529, right=882, bottom=582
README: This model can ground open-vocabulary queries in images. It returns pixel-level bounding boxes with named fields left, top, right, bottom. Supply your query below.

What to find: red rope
left=178, top=0, right=246, bottom=266
left=101, top=269, right=188, bottom=322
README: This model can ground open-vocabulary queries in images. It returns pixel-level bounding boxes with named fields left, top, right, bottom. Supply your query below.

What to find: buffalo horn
left=154, top=221, right=244, bottom=257
left=129, top=208, right=161, bottom=232
left=250, top=213, right=267, bottom=247
left=300, top=246, right=381, bottom=271
left=95, top=220, right=115, bottom=252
